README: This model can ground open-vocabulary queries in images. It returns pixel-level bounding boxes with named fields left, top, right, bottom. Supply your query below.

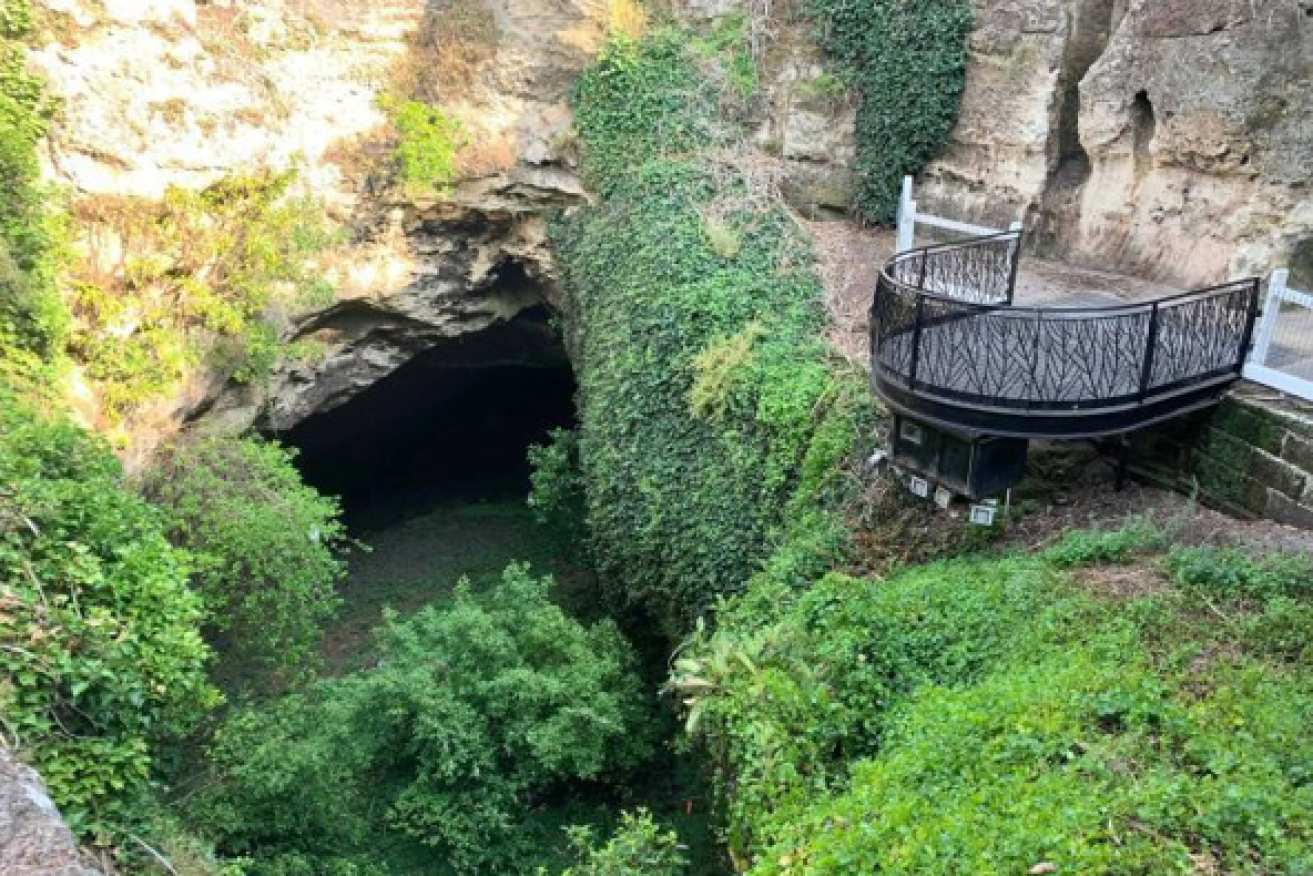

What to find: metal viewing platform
left=870, top=231, right=1261, bottom=442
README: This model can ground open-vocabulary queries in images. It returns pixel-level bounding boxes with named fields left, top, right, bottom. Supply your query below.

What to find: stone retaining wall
left=1131, top=385, right=1313, bottom=530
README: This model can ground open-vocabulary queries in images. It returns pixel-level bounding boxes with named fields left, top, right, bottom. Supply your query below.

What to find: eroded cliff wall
left=32, top=0, right=602, bottom=465
left=26, top=0, right=1313, bottom=455
left=918, top=0, right=1313, bottom=287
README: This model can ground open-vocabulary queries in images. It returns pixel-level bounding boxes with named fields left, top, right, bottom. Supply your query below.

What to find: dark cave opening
left=279, top=307, right=576, bottom=523
left=1131, top=89, right=1157, bottom=163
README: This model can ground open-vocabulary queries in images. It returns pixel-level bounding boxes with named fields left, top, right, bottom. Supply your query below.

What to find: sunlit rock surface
left=32, top=0, right=602, bottom=463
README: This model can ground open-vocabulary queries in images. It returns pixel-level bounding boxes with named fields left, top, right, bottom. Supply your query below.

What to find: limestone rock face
left=919, top=0, right=1313, bottom=288
left=34, top=0, right=418, bottom=206
left=0, top=749, right=102, bottom=876
left=231, top=195, right=571, bottom=434
left=32, top=0, right=1313, bottom=451
left=33, top=0, right=603, bottom=456
left=1069, top=0, right=1313, bottom=284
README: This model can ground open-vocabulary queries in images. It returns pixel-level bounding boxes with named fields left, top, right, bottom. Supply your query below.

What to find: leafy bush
left=672, top=558, right=1091, bottom=857
left=381, top=97, right=464, bottom=199
left=754, top=650, right=1313, bottom=876
left=144, top=437, right=351, bottom=681
left=0, top=391, right=218, bottom=842
left=557, top=28, right=871, bottom=627
left=194, top=564, right=652, bottom=876
left=681, top=540, right=1313, bottom=873
left=1166, top=546, right=1313, bottom=665
left=528, top=427, right=590, bottom=550
left=1166, top=545, right=1312, bottom=603
left=559, top=810, right=687, bottom=876
left=800, top=0, right=973, bottom=221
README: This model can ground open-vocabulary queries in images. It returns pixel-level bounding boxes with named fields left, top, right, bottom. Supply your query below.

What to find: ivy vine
left=0, top=0, right=66, bottom=385
left=801, top=0, right=974, bottom=223
left=550, top=29, right=872, bottom=630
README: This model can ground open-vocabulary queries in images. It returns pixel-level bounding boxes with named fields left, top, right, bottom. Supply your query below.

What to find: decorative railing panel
left=870, top=234, right=1260, bottom=434
left=1147, top=283, right=1257, bottom=392
left=887, top=233, right=1020, bottom=306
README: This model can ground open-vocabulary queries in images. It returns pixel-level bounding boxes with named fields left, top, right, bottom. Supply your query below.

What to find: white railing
left=1244, top=269, right=1313, bottom=402
left=895, top=176, right=1024, bottom=254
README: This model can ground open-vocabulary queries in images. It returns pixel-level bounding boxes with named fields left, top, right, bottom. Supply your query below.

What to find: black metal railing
left=870, top=232, right=1261, bottom=436
left=886, top=231, right=1021, bottom=306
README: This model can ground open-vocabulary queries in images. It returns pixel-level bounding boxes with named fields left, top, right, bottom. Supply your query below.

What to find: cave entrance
left=275, top=302, right=587, bottom=674
left=279, top=306, right=576, bottom=526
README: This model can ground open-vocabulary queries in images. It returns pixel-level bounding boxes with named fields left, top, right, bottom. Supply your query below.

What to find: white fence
left=1245, top=269, right=1313, bottom=402
left=895, top=176, right=1023, bottom=254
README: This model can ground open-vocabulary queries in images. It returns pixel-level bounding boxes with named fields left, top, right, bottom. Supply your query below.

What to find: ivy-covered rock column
left=799, top=0, right=974, bottom=222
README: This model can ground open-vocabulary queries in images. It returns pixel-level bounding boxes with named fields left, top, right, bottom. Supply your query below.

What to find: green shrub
left=753, top=649, right=1313, bottom=876
left=800, top=0, right=973, bottom=221
left=528, top=427, right=590, bottom=550
left=559, top=810, right=687, bottom=876
left=0, top=391, right=218, bottom=842
left=1043, top=516, right=1165, bottom=567
left=672, top=558, right=1092, bottom=857
left=558, top=28, right=871, bottom=627
left=193, top=564, right=652, bottom=876
left=1165, top=546, right=1313, bottom=665
left=381, top=97, right=464, bottom=199
left=1245, top=596, right=1313, bottom=664
left=1166, top=545, right=1312, bottom=603
left=684, top=543, right=1313, bottom=873
left=144, top=437, right=351, bottom=682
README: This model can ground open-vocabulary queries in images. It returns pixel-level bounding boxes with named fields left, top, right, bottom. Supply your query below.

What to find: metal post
left=1137, top=302, right=1161, bottom=401
left=1114, top=435, right=1131, bottom=492
left=1026, top=312, right=1043, bottom=409
left=908, top=296, right=926, bottom=390
left=897, top=176, right=915, bottom=254
left=1004, top=222, right=1024, bottom=306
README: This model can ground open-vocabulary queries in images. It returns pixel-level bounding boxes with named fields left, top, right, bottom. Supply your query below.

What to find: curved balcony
left=870, top=232, right=1261, bottom=440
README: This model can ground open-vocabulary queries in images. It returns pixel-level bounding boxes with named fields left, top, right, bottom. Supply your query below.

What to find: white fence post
left=896, top=176, right=916, bottom=254
left=1244, top=268, right=1313, bottom=402
left=1250, top=268, right=1287, bottom=367
left=895, top=176, right=1023, bottom=254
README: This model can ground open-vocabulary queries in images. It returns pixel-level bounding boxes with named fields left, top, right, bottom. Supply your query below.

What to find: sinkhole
left=278, top=306, right=577, bottom=523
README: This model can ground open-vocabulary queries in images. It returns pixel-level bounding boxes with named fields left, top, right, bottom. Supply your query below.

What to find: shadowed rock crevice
left=1035, top=0, right=1119, bottom=253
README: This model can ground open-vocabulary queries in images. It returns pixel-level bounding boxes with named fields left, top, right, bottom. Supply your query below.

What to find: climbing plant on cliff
left=552, top=28, right=871, bottom=628
left=380, top=96, right=465, bottom=200
left=801, top=0, right=973, bottom=222
left=0, top=0, right=66, bottom=386
left=67, top=171, right=336, bottom=416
